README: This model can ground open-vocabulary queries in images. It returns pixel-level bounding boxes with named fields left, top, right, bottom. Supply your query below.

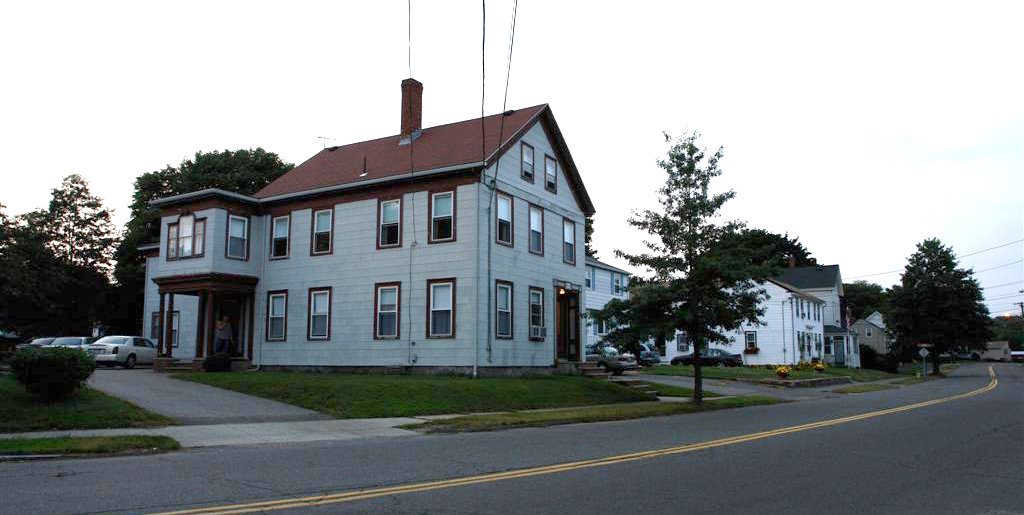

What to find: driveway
left=89, top=369, right=329, bottom=425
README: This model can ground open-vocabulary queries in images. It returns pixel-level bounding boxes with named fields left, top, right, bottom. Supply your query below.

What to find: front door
left=556, top=290, right=580, bottom=362
left=833, top=336, right=846, bottom=366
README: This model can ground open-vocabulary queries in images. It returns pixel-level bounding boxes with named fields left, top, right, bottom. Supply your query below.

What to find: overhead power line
left=984, top=280, right=1024, bottom=290
left=973, top=259, right=1024, bottom=274
left=846, top=238, right=1024, bottom=280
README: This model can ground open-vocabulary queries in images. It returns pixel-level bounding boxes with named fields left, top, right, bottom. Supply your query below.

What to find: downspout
left=780, top=300, right=786, bottom=363
left=790, top=298, right=797, bottom=363
left=256, top=214, right=266, bottom=371
left=473, top=179, right=481, bottom=378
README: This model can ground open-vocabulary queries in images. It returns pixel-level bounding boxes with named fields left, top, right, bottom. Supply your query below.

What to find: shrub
left=775, top=365, right=791, bottom=378
left=203, top=352, right=232, bottom=372
left=859, top=344, right=880, bottom=370
left=9, top=347, right=97, bottom=401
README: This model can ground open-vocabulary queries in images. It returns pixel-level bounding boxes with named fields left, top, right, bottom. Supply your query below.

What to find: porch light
left=559, top=288, right=566, bottom=295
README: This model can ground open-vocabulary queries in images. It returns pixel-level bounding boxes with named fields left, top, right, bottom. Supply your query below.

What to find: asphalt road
left=2, top=363, right=1020, bottom=515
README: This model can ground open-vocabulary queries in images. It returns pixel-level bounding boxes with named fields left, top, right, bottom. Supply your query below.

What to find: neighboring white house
left=777, top=264, right=861, bottom=368
left=661, top=279, right=827, bottom=365
left=582, top=256, right=630, bottom=351
left=140, top=78, right=595, bottom=374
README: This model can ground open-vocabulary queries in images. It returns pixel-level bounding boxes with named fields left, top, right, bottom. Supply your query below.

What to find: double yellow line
left=157, top=367, right=998, bottom=515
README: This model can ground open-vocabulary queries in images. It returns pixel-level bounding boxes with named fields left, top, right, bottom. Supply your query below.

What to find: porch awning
left=153, top=273, right=259, bottom=295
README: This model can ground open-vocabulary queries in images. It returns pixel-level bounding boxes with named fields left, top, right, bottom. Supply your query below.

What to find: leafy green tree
left=107, top=149, right=293, bottom=334
left=990, top=315, right=1023, bottom=350
left=595, top=132, right=778, bottom=404
left=592, top=278, right=677, bottom=358
left=584, top=215, right=596, bottom=258
left=45, top=174, right=118, bottom=274
left=888, top=238, right=991, bottom=374
left=843, top=280, right=890, bottom=321
left=731, top=228, right=815, bottom=268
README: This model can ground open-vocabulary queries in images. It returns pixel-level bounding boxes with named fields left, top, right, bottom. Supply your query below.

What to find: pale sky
left=2, top=1, right=1022, bottom=315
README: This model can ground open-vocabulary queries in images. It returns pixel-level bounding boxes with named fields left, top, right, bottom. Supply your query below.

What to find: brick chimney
left=400, top=78, right=423, bottom=144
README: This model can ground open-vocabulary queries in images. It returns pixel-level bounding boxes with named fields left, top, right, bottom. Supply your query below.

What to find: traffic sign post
left=918, top=347, right=930, bottom=376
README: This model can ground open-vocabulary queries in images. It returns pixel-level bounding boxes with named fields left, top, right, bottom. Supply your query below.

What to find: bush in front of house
left=9, top=347, right=97, bottom=401
left=203, top=352, right=232, bottom=372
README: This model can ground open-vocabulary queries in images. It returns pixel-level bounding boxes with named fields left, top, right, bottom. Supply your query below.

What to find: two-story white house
left=777, top=264, right=860, bottom=368
left=660, top=279, right=827, bottom=366
left=582, top=256, right=631, bottom=351
left=140, top=78, right=595, bottom=375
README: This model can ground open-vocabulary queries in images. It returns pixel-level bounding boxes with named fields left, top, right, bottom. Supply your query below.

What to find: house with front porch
left=777, top=264, right=860, bottom=368
left=140, top=78, right=594, bottom=374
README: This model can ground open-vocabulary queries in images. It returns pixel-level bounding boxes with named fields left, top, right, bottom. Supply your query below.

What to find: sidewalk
left=0, top=418, right=421, bottom=448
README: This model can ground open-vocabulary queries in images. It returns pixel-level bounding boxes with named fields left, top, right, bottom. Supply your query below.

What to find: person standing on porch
left=214, top=316, right=233, bottom=355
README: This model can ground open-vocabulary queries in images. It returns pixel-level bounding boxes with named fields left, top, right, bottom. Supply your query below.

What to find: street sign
left=918, top=348, right=930, bottom=358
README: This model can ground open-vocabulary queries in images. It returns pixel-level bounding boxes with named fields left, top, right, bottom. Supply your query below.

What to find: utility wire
left=984, top=280, right=1024, bottom=290
left=973, top=259, right=1024, bottom=274
left=846, top=238, right=1024, bottom=279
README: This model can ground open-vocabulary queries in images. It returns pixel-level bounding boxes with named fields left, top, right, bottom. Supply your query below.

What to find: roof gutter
left=147, top=162, right=485, bottom=209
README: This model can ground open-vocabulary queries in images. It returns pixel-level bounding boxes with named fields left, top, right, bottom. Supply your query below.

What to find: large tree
left=45, top=174, right=118, bottom=274
left=843, top=280, right=890, bottom=321
left=731, top=228, right=815, bottom=268
left=990, top=315, right=1023, bottom=350
left=584, top=215, right=597, bottom=258
left=595, top=132, right=778, bottom=404
left=107, top=149, right=293, bottom=334
left=888, top=238, right=991, bottom=374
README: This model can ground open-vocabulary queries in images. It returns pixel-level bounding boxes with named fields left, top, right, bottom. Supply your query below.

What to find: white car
left=86, top=336, right=158, bottom=368
left=46, top=336, right=95, bottom=349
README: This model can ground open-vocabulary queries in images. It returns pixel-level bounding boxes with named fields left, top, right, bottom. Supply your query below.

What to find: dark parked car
left=587, top=345, right=638, bottom=375
left=15, top=337, right=56, bottom=350
left=670, top=348, right=742, bottom=367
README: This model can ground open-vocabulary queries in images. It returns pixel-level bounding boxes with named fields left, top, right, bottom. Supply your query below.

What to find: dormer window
left=167, top=214, right=205, bottom=260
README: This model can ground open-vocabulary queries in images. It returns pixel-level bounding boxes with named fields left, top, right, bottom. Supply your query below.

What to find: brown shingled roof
left=254, top=105, right=547, bottom=199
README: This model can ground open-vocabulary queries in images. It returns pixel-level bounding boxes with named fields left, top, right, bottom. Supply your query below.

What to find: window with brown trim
left=225, top=214, right=248, bottom=260
left=529, top=204, right=544, bottom=255
left=429, top=191, right=454, bottom=243
left=167, top=215, right=206, bottom=260
left=528, top=287, right=545, bottom=341
left=311, top=209, right=333, bottom=255
left=496, top=193, right=513, bottom=246
left=307, top=287, right=331, bottom=340
left=266, top=291, right=288, bottom=341
left=270, top=215, right=290, bottom=259
left=374, top=283, right=400, bottom=339
left=544, top=155, right=557, bottom=193
left=378, top=199, right=401, bottom=248
left=562, top=218, right=576, bottom=265
left=427, top=279, right=455, bottom=338
left=496, top=280, right=513, bottom=339
left=520, top=142, right=535, bottom=182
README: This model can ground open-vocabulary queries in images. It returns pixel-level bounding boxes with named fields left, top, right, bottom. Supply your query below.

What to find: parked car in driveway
left=46, top=336, right=95, bottom=349
left=15, top=337, right=55, bottom=350
left=670, top=348, right=743, bottom=367
left=587, top=344, right=638, bottom=375
left=637, top=342, right=662, bottom=366
left=86, top=336, right=158, bottom=368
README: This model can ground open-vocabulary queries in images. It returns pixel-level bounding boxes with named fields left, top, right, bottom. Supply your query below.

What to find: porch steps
left=579, top=362, right=611, bottom=379
left=612, top=379, right=661, bottom=396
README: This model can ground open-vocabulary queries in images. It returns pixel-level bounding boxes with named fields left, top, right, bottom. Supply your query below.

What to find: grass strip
left=642, top=382, right=721, bottom=398
left=0, top=435, right=179, bottom=456
left=832, top=383, right=897, bottom=394
left=403, top=395, right=783, bottom=433
left=172, top=372, right=653, bottom=419
left=0, top=376, right=174, bottom=433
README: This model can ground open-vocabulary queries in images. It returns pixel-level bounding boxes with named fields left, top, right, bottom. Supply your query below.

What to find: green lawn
left=403, top=395, right=783, bottom=433
left=643, top=381, right=721, bottom=398
left=172, top=372, right=654, bottom=419
left=648, top=365, right=903, bottom=382
left=832, top=384, right=897, bottom=394
left=0, top=435, right=179, bottom=456
left=0, top=376, right=174, bottom=433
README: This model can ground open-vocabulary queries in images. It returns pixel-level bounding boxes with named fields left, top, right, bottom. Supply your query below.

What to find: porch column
left=157, top=292, right=166, bottom=355
left=205, top=291, right=216, bottom=356
left=247, top=292, right=256, bottom=360
left=164, top=293, right=175, bottom=358
left=195, top=292, right=207, bottom=359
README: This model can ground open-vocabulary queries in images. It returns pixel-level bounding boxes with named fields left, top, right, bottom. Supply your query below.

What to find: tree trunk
left=692, top=339, right=704, bottom=406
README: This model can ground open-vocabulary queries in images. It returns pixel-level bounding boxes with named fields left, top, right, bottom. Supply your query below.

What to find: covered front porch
left=152, top=273, right=260, bottom=364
